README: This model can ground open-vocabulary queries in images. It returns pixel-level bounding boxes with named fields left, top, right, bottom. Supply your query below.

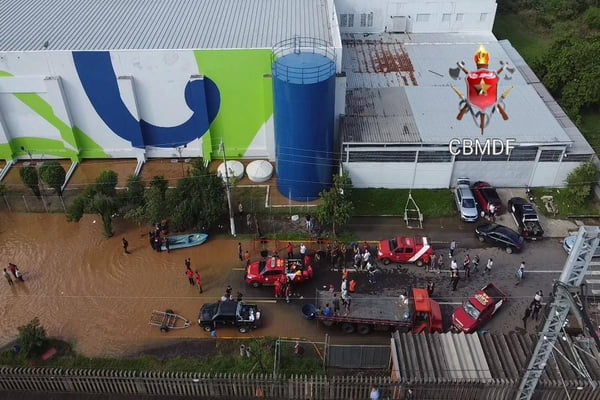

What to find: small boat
left=161, top=233, right=208, bottom=251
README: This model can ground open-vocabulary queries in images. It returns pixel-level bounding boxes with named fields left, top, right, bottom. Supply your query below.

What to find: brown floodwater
left=0, top=212, right=350, bottom=357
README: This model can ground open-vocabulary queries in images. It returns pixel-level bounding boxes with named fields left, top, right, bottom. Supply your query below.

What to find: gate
left=327, top=344, right=390, bottom=369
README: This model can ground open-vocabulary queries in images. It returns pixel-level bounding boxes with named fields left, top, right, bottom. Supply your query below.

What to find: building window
left=367, top=12, right=373, bottom=27
left=360, top=13, right=366, bottom=27
left=416, top=13, right=430, bottom=22
left=480, top=13, right=488, bottom=22
left=442, top=13, right=451, bottom=22
left=539, top=150, right=562, bottom=162
left=348, top=151, right=416, bottom=163
left=339, top=14, right=347, bottom=27
left=456, top=13, right=464, bottom=22
left=348, top=14, right=354, bottom=27
left=454, top=153, right=481, bottom=161
left=481, top=153, right=509, bottom=161
left=509, top=147, right=538, bottom=161
left=417, top=151, right=452, bottom=163
left=562, top=153, right=593, bottom=162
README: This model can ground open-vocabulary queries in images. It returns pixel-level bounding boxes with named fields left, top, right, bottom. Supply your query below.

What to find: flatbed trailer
left=313, top=289, right=441, bottom=335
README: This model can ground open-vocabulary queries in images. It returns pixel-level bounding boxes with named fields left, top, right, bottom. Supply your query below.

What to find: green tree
left=66, top=171, right=120, bottom=237
left=39, top=161, right=66, bottom=196
left=19, top=165, right=41, bottom=199
left=169, top=160, right=226, bottom=231
left=150, top=175, right=169, bottom=198
left=124, top=185, right=169, bottom=226
left=96, top=170, right=118, bottom=197
left=125, top=174, right=145, bottom=207
left=17, top=318, right=48, bottom=358
left=566, top=161, right=598, bottom=205
left=534, top=35, right=600, bottom=118
left=315, top=172, right=354, bottom=238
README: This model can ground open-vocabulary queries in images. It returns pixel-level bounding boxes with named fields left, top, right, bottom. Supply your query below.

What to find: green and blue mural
left=0, top=49, right=274, bottom=161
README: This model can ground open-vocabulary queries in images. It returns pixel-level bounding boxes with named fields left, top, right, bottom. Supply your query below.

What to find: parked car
left=562, top=235, right=600, bottom=257
left=377, top=236, right=433, bottom=266
left=454, top=178, right=479, bottom=222
left=508, top=197, right=544, bottom=240
left=472, top=181, right=503, bottom=215
left=245, top=257, right=313, bottom=288
left=198, top=300, right=261, bottom=333
left=451, top=283, right=507, bottom=333
left=475, top=223, right=525, bottom=254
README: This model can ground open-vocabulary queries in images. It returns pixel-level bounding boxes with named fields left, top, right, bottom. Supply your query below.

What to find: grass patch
left=0, top=338, right=325, bottom=376
left=233, top=186, right=317, bottom=216
left=535, top=188, right=600, bottom=218
left=493, top=13, right=551, bottom=64
left=352, top=188, right=455, bottom=218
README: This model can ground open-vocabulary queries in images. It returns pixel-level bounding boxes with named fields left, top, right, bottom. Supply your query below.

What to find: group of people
left=3, top=263, right=24, bottom=286
left=522, top=290, right=543, bottom=328
left=220, top=284, right=243, bottom=302
left=184, top=258, right=203, bottom=293
left=148, top=222, right=169, bottom=253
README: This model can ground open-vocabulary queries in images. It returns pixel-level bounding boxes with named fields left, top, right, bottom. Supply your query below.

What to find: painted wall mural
left=0, top=49, right=273, bottom=161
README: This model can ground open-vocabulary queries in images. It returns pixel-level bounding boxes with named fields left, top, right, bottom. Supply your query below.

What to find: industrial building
left=0, top=0, right=595, bottom=197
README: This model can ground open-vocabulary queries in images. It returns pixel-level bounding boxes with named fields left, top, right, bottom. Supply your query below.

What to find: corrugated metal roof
left=0, top=0, right=333, bottom=51
left=342, top=88, right=421, bottom=143
left=342, top=38, right=417, bottom=89
left=392, top=331, right=600, bottom=384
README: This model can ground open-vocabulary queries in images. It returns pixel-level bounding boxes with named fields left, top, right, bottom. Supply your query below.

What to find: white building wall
left=335, top=0, right=497, bottom=34
left=344, top=161, right=452, bottom=188
left=346, top=158, right=580, bottom=189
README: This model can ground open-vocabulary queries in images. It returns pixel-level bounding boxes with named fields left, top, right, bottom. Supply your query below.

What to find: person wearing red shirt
left=286, top=242, right=294, bottom=259
left=194, top=271, right=203, bottom=293
left=304, top=254, right=311, bottom=268
left=185, top=268, right=194, bottom=286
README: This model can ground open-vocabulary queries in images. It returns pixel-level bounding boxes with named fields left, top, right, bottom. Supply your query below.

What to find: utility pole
left=219, top=139, right=236, bottom=237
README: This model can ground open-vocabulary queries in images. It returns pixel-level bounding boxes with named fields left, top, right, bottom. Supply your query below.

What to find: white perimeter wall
left=345, top=159, right=582, bottom=188
left=335, top=0, right=497, bottom=34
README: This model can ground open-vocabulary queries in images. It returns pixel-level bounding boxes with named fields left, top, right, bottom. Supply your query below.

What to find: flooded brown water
left=0, top=212, right=341, bottom=357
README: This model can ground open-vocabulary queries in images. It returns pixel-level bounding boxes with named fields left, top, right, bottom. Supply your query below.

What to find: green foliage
left=124, top=185, right=169, bottom=226
left=95, top=170, right=118, bottom=197
left=535, top=35, right=600, bottom=118
left=66, top=171, right=120, bottom=237
left=584, top=7, right=600, bottom=29
left=169, top=160, right=226, bottom=231
left=17, top=318, right=48, bottom=358
left=19, top=165, right=41, bottom=198
left=315, top=172, right=354, bottom=237
left=39, top=161, right=66, bottom=196
left=566, top=161, right=599, bottom=206
left=88, top=193, right=120, bottom=237
left=125, top=174, right=145, bottom=207
left=150, top=175, right=169, bottom=198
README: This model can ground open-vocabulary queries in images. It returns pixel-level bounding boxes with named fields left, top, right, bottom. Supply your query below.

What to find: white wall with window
left=335, top=0, right=497, bottom=33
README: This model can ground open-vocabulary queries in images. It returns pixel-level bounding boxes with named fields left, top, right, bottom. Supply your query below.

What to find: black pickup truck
left=198, top=300, right=261, bottom=333
left=508, top=197, right=544, bottom=240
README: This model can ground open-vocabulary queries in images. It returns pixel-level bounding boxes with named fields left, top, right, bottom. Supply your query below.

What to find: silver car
left=454, top=178, right=479, bottom=222
left=562, top=235, right=600, bottom=257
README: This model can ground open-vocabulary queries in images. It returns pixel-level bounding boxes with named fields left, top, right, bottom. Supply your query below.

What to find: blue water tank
left=272, top=38, right=336, bottom=201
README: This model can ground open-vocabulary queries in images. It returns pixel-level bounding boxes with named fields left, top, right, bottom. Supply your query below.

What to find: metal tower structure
left=516, top=226, right=600, bottom=400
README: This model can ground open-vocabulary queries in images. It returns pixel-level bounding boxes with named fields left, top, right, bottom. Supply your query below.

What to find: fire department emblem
left=449, top=45, right=515, bottom=135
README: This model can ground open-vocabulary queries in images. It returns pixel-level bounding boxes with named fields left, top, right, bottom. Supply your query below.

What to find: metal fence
left=327, top=344, right=391, bottom=369
left=0, top=368, right=402, bottom=399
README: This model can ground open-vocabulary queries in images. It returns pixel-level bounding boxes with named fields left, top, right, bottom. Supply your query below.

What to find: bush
left=19, top=165, right=41, bottom=198
left=584, top=7, right=600, bottom=29
left=566, top=161, right=598, bottom=205
left=39, top=161, right=66, bottom=196
left=17, top=318, right=48, bottom=358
